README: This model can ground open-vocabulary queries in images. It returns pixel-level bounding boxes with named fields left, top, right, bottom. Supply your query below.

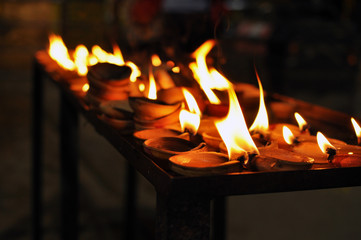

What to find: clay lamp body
left=97, top=100, right=134, bottom=132
left=327, top=142, right=361, bottom=168
left=133, top=128, right=183, bottom=144
left=169, top=152, right=241, bottom=176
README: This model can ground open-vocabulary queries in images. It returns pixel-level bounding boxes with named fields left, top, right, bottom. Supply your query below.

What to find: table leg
left=125, top=163, right=137, bottom=240
left=60, top=92, right=79, bottom=240
left=32, top=61, right=44, bottom=240
left=156, top=193, right=211, bottom=240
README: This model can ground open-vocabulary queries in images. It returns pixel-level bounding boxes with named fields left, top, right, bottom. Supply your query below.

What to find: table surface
left=36, top=52, right=361, bottom=200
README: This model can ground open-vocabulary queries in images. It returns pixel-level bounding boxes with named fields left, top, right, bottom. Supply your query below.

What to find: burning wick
left=351, top=117, right=361, bottom=145
left=294, top=112, right=309, bottom=133
left=317, top=132, right=337, bottom=162
left=283, top=126, right=300, bottom=146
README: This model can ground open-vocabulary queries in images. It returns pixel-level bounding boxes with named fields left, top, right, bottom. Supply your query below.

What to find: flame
left=125, top=61, right=141, bottom=82
left=179, top=110, right=200, bottom=135
left=317, top=132, right=336, bottom=154
left=294, top=112, right=307, bottom=131
left=112, top=44, right=125, bottom=65
left=182, top=88, right=201, bottom=115
left=48, top=34, right=75, bottom=70
left=73, top=45, right=89, bottom=76
left=151, top=54, right=162, bottom=67
left=283, top=126, right=295, bottom=145
left=91, top=45, right=124, bottom=65
left=209, top=68, right=232, bottom=90
left=172, top=66, right=180, bottom=73
left=139, top=83, right=145, bottom=92
left=91, top=45, right=108, bottom=62
left=215, top=88, right=259, bottom=160
left=249, top=68, right=269, bottom=134
left=147, top=66, right=157, bottom=100
left=82, top=83, right=89, bottom=92
left=189, top=40, right=222, bottom=104
left=351, top=117, right=361, bottom=144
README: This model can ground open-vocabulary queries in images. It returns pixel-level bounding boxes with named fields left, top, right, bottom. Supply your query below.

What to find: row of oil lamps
left=40, top=34, right=361, bottom=176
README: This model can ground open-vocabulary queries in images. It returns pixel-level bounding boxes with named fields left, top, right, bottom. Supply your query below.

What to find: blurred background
left=2, top=0, right=361, bottom=239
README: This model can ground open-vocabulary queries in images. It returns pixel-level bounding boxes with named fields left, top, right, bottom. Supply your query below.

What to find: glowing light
left=48, top=34, right=75, bottom=70
left=82, top=83, right=89, bottom=92
left=147, top=66, right=157, bottom=100
left=295, top=112, right=307, bottom=131
left=151, top=54, right=162, bottom=67
left=351, top=117, right=361, bottom=144
left=283, top=126, right=295, bottom=145
left=172, top=66, right=180, bottom=73
left=317, top=132, right=336, bottom=154
left=74, top=45, right=89, bottom=76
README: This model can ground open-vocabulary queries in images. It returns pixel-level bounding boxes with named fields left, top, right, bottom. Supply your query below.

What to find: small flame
left=82, top=83, right=89, bottom=92
left=147, top=66, right=157, bottom=100
left=139, top=83, right=145, bottom=92
left=151, top=54, right=162, bottom=67
left=125, top=61, right=141, bottom=82
left=215, top=88, right=259, bottom=160
left=74, top=45, right=89, bottom=76
left=283, top=126, right=295, bottom=145
left=351, top=117, right=361, bottom=144
left=189, top=40, right=222, bottom=104
left=182, top=88, right=201, bottom=116
left=112, top=44, right=125, bottom=65
left=317, top=132, right=336, bottom=154
left=249, top=68, right=269, bottom=135
left=295, top=112, right=307, bottom=131
left=48, top=34, right=75, bottom=70
left=179, top=110, right=200, bottom=135
left=172, top=66, right=180, bottom=73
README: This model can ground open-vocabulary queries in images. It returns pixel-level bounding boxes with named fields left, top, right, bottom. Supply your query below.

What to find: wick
left=300, top=124, right=310, bottom=134
left=326, top=147, right=337, bottom=162
left=292, top=137, right=300, bottom=145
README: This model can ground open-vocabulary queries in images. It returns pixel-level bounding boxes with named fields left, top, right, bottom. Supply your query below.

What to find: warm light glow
left=182, top=88, right=201, bottom=116
left=112, top=44, right=125, bottom=65
left=295, top=112, right=307, bottom=131
left=209, top=68, right=232, bottom=90
left=91, top=45, right=108, bottom=63
left=215, top=88, right=259, bottom=160
left=48, top=34, right=75, bottom=70
left=166, top=60, right=175, bottom=68
left=351, top=117, right=361, bottom=144
left=249, top=68, right=269, bottom=134
left=151, top=54, right=162, bottom=67
left=88, top=54, right=98, bottom=66
left=139, top=83, right=145, bottom=92
left=179, top=110, right=200, bottom=135
left=91, top=45, right=124, bottom=66
left=189, top=40, right=222, bottom=104
left=147, top=66, right=157, bottom=100
left=317, top=132, right=336, bottom=154
left=74, top=45, right=89, bottom=76
left=125, top=61, right=141, bottom=82
left=82, top=83, right=89, bottom=92
left=172, top=66, right=180, bottom=73
left=283, top=126, right=295, bottom=145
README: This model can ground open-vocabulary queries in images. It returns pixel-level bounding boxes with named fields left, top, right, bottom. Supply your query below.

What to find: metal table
left=32, top=52, right=361, bottom=240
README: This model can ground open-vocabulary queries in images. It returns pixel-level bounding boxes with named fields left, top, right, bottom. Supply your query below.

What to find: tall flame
left=351, top=117, right=361, bottom=144
left=147, top=66, right=157, bottom=100
left=249, top=68, right=269, bottom=134
left=73, top=45, right=89, bottom=76
left=179, top=88, right=201, bottom=134
left=294, top=112, right=307, bottom=131
left=317, top=132, right=336, bottom=154
left=112, top=44, right=125, bottom=65
left=48, top=34, right=75, bottom=70
left=215, top=88, right=259, bottom=160
left=182, top=88, right=201, bottom=115
left=189, top=40, right=221, bottom=104
left=283, top=126, right=295, bottom=145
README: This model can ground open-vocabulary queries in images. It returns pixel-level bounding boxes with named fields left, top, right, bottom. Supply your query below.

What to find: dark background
left=1, top=0, right=361, bottom=239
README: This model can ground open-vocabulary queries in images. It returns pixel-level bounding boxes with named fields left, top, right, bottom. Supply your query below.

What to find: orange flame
left=151, top=54, right=162, bottom=67
left=283, top=126, right=295, bottom=145
left=82, top=83, right=89, bottom=92
left=249, top=68, right=268, bottom=134
left=182, top=88, right=201, bottom=115
left=179, top=88, right=201, bottom=134
left=317, top=132, right=336, bottom=154
left=189, top=40, right=222, bottom=104
left=73, top=45, right=89, bottom=76
left=294, top=112, right=307, bottom=131
left=351, top=117, right=361, bottom=144
left=139, top=83, right=145, bottom=92
left=172, top=66, right=180, bottom=73
left=215, top=88, right=259, bottom=160
left=147, top=66, right=157, bottom=100
left=125, top=61, right=141, bottom=82
left=48, top=34, right=75, bottom=70
left=112, top=44, right=125, bottom=65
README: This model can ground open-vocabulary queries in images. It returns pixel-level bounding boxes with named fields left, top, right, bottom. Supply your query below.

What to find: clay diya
left=169, top=152, right=241, bottom=176
left=97, top=100, right=134, bottom=132
left=133, top=128, right=182, bottom=144
left=143, top=137, right=206, bottom=160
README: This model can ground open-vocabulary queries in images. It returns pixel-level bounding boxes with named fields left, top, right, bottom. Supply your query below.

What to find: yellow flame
left=317, top=132, right=336, bottom=154
left=294, top=112, right=307, bottom=131
left=48, top=34, right=75, bottom=70
left=249, top=68, right=269, bottom=134
left=172, top=66, right=180, bottom=73
left=182, top=88, right=201, bottom=115
left=189, top=40, right=222, bottom=104
left=283, top=126, right=295, bottom=145
left=351, top=117, right=361, bottom=142
left=73, top=45, right=89, bottom=76
left=215, top=88, right=259, bottom=160
left=88, top=54, right=98, bottom=66
left=112, top=44, right=125, bottom=65
left=139, top=83, right=145, bottom=92
left=151, top=54, right=162, bottom=67
left=209, top=68, right=232, bottom=90
left=125, top=61, right=141, bottom=82
left=91, top=45, right=108, bottom=63
left=147, top=66, right=157, bottom=100
left=179, top=110, right=200, bottom=135
left=82, top=83, right=89, bottom=92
